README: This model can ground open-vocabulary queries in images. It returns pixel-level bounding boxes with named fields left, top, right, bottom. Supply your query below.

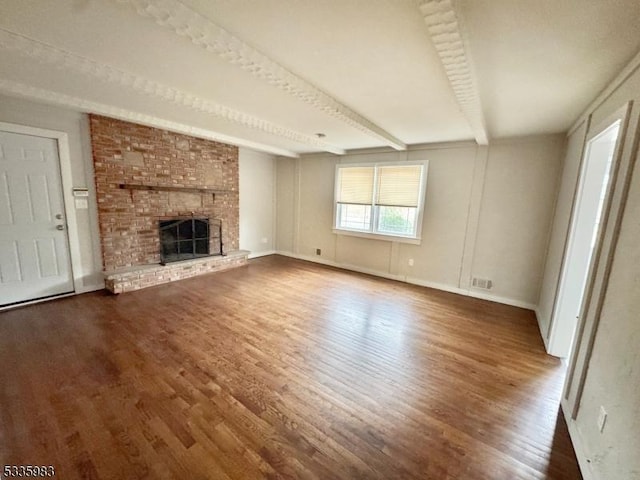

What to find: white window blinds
left=334, top=161, right=428, bottom=242
left=336, top=166, right=374, bottom=205
left=376, top=165, right=422, bottom=207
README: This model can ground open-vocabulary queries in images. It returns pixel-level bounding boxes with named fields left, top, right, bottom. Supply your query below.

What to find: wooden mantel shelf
left=118, top=183, right=227, bottom=195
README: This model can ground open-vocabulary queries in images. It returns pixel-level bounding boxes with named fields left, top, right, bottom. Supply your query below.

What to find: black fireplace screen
left=159, top=217, right=222, bottom=264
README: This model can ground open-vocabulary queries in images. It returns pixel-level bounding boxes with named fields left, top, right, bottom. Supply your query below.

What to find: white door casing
left=562, top=101, right=635, bottom=419
left=0, top=129, right=74, bottom=305
left=547, top=122, right=621, bottom=357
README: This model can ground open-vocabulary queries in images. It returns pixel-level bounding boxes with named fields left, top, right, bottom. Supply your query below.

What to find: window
left=334, top=162, right=427, bottom=242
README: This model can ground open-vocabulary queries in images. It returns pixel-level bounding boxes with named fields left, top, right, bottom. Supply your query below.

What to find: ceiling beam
left=0, top=78, right=300, bottom=157
left=418, top=0, right=489, bottom=145
left=115, top=0, right=407, bottom=151
left=0, top=28, right=344, bottom=155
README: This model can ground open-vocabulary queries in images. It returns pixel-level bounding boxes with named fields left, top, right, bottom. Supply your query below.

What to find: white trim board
left=274, top=251, right=537, bottom=310
left=463, top=289, right=536, bottom=311
left=248, top=250, right=277, bottom=260
left=562, top=401, right=595, bottom=480
left=0, top=292, right=76, bottom=312
left=535, top=307, right=552, bottom=352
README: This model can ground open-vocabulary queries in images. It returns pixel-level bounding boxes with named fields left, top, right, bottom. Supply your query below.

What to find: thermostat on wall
left=72, top=187, right=89, bottom=197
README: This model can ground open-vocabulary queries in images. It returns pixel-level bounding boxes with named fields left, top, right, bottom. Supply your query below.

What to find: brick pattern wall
left=90, top=115, right=239, bottom=270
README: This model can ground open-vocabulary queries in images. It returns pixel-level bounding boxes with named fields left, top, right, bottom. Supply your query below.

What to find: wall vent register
left=472, top=277, right=493, bottom=289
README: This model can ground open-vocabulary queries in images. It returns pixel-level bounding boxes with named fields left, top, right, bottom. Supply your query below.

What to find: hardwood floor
left=0, top=255, right=581, bottom=479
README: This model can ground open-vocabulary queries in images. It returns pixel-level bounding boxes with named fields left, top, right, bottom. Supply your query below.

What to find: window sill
left=332, top=228, right=422, bottom=245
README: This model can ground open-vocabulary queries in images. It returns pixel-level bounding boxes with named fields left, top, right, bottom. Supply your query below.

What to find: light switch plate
left=598, top=405, right=607, bottom=433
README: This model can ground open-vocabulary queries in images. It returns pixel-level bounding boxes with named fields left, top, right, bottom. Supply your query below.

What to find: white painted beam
left=0, top=79, right=300, bottom=158
left=115, top=0, right=407, bottom=151
left=418, top=0, right=489, bottom=145
left=0, top=28, right=343, bottom=155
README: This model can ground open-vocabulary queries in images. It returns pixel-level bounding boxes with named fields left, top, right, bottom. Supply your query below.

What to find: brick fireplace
left=90, top=115, right=248, bottom=293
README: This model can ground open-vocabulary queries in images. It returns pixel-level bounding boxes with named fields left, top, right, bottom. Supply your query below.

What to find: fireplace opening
left=159, top=217, right=223, bottom=264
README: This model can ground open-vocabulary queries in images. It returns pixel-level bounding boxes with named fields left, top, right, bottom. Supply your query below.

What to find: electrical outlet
left=598, top=406, right=607, bottom=433
left=316, top=248, right=321, bottom=255
left=408, top=258, right=414, bottom=267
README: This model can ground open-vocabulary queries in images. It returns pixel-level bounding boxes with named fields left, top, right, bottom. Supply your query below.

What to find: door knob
left=56, top=225, right=65, bottom=231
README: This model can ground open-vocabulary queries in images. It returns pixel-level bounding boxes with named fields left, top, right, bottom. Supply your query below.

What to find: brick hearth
left=104, top=250, right=249, bottom=294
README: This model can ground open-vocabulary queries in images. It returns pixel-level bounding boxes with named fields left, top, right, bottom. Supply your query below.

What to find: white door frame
left=0, top=121, right=83, bottom=298
left=547, top=117, right=622, bottom=357
left=560, top=101, right=636, bottom=418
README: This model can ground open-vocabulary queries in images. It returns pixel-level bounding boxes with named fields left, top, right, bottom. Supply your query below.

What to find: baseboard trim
left=465, top=290, right=537, bottom=310
left=1, top=281, right=109, bottom=311
left=294, top=253, right=405, bottom=282
left=0, top=292, right=76, bottom=312
left=275, top=251, right=536, bottom=311
left=275, top=250, right=297, bottom=259
left=76, top=283, right=106, bottom=294
left=248, top=250, right=276, bottom=259
left=405, top=276, right=468, bottom=296
left=535, top=307, right=552, bottom=352
left=562, top=401, right=595, bottom=480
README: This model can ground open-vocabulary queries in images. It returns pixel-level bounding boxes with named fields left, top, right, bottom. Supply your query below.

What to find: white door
left=0, top=130, right=74, bottom=306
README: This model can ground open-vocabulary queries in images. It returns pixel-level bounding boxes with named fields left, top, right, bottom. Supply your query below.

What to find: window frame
left=332, top=160, right=428, bottom=244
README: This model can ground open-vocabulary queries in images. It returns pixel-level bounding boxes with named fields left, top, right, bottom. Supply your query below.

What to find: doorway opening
left=547, top=120, right=621, bottom=358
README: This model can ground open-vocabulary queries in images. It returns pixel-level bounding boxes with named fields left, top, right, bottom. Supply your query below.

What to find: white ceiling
left=0, top=0, right=639, bottom=157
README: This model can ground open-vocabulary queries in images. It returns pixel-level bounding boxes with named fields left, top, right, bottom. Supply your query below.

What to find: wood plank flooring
left=0, top=255, right=581, bottom=479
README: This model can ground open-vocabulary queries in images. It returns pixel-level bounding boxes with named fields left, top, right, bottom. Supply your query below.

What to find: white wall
left=0, top=94, right=103, bottom=291
left=275, top=157, right=296, bottom=254
left=472, top=138, right=566, bottom=304
left=239, top=147, right=276, bottom=258
left=276, top=136, right=565, bottom=308
left=543, top=58, right=640, bottom=480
